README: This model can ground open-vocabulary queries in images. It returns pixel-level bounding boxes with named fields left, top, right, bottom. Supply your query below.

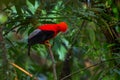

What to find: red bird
left=28, top=22, right=68, bottom=55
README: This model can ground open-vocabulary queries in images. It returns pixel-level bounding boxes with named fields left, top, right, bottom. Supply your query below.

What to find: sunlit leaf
left=0, top=13, right=7, bottom=24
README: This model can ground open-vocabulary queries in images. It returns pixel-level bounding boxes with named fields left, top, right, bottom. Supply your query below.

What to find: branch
left=3, top=24, right=21, bottom=36
left=60, top=57, right=120, bottom=80
left=0, top=25, right=8, bottom=80
left=3, top=21, right=29, bottom=36
left=59, top=20, right=87, bottom=79
left=46, top=43, right=57, bottom=80
left=70, top=20, right=87, bottom=47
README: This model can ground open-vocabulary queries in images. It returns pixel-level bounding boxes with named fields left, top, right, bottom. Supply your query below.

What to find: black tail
left=28, top=44, right=31, bottom=56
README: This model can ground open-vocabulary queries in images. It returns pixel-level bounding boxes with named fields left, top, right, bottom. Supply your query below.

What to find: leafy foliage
left=0, top=0, right=120, bottom=80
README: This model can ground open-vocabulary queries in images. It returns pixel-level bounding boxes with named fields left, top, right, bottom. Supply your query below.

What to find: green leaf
left=57, top=45, right=67, bottom=61
left=28, top=0, right=35, bottom=6
left=115, top=25, right=120, bottom=33
left=0, top=13, right=7, bottom=24
left=15, top=5, right=22, bottom=14
left=87, top=23, right=96, bottom=44
left=113, top=69, right=120, bottom=75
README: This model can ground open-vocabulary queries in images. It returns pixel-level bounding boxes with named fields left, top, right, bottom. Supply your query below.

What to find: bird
left=28, top=22, right=68, bottom=55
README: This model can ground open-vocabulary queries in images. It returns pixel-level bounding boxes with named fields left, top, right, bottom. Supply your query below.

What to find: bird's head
left=58, top=22, right=68, bottom=32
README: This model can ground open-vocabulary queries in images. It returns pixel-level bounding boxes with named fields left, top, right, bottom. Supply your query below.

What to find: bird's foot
left=44, top=40, right=51, bottom=47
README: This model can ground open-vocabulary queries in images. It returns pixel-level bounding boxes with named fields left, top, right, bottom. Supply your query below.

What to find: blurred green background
left=0, top=0, right=120, bottom=80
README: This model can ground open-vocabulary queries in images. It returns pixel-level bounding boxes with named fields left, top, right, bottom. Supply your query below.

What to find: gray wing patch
left=28, top=29, right=41, bottom=39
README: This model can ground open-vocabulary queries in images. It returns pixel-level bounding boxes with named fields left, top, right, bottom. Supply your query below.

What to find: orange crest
left=58, top=22, right=68, bottom=32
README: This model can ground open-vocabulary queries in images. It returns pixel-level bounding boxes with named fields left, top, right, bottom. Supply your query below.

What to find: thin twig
left=60, top=57, right=120, bottom=80
left=10, top=62, right=39, bottom=80
left=47, top=45, right=57, bottom=80
left=9, top=62, right=38, bottom=80
left=10, top=62, right=33, bottom=78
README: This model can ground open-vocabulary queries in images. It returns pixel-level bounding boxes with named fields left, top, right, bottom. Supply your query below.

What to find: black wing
left=28, top=29, right=54, bottom=45
left=28, top=29, right=54, bottom=55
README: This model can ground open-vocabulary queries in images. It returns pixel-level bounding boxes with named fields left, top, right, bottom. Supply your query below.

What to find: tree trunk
left=0, top=26, right=8, bottom=80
